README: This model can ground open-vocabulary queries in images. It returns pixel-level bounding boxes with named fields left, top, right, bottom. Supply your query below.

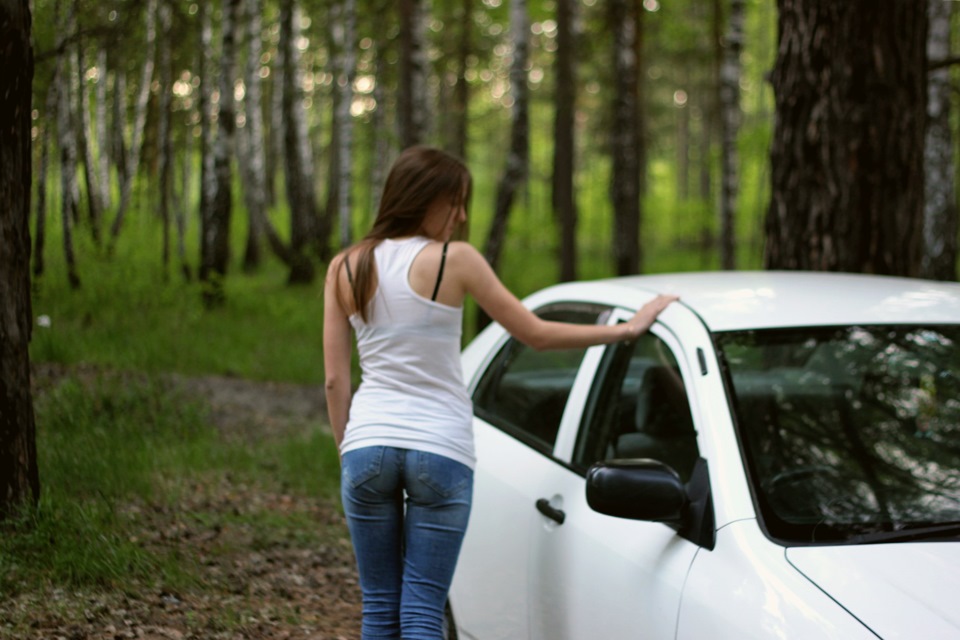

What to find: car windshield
left=716, top=325, right=960, bottom=545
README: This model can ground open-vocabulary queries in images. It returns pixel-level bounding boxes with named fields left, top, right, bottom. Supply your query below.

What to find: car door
left=527, top=311, right=704, bottom=640
left=450, top=304, right=610, bottom=640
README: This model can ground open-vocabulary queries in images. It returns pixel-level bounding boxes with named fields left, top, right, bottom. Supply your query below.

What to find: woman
left=323, top=146, right=677, bottom=639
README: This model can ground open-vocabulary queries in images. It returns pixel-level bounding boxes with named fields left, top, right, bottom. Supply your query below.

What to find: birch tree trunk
left=553, top=0, right=577, bottom=282
left=110, top=69, right=127, bottom=190
left=399, top=0, right=430, bottom=147
left=95, top=47, right=110, bottom=211
left=240, top=0, right=266, bottom=271
left=765, top=0, right=927, bottom=276
left=280, top=0, right=320, bottom=281
left=108, top=0, right=157, bottom=248
left=480, top=0, right=529, bottom=331
left=610, top=0, right=641, bottom=276
left=203, top=0, right=241, bottom=306
left=0, top=0, right=39, bottom=518
left=73, top=9, right=102, bottom=246
left=922, top=0, right=957, bottom=281
left=719, top=0, right=744, bottom=270
left=56, top=1, right=81, bottom=288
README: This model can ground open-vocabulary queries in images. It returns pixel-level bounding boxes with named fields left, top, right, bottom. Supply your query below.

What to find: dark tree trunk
left=553, top=0, right=577, bottom=282
left=922, top=0, right=957, bottom=281
left=609, top=0, right=641, bottom=276
left=0, top=0, right=39, bottom=519
left=240, top=0, right=266, bottom=272
left=478, top=0, right=529, bottom=331
left=73, top=8, right=102, bottom=247
left=280, top=0, right=319, bottom=282
left=451, top=0, right=472, bottom=161
left=398, top=0, right=429, bottom=147
left=765, top=0, right=927, bottom=276
left=198, top=0, right=216, bottom=283
left=719, top=0, right=744, bottom=270
left=33, top=83, right=56, bottom=280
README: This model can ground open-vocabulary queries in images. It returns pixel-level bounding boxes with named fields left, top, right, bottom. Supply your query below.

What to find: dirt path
left=2, top=367, right=363, bottom=640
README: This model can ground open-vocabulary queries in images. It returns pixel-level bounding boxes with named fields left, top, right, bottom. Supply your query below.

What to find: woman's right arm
left=323, top=255, right=353, bottom=451
left=448, top=242, right=677, bottom=351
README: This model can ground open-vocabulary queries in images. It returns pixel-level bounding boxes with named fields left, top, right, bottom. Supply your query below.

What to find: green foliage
left=31, top=210, right=325, bottom=384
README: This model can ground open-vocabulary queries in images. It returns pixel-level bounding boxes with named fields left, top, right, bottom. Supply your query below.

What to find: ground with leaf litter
left=2, top=367, right=363, bottom=640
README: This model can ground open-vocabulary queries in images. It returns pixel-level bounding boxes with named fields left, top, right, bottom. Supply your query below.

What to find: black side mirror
left=586, top=458, right=686, bottom=524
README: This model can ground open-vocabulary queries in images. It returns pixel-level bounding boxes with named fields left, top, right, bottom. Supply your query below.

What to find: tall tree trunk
left=198, top=0, right=216, bottom=283
left=610, top=0, right=641, bottom=276
left=95, top=47, right=111, bottom=211
left=398, top=0, right=430, bottom=147
left=34, top=83, right=56, bottom=280
left=370, top=24, right=391, bottom=215
left=175, top=133, right=192, bottom=281
left=157, top=0, right=173, bottom=278
left=240, top=0, right=266, bottom=271
left=56, top=1, right=81, bottom=288
left=922, top=0, right=957, bottom=281
left=203, top=0, right=241, bottom=306
left=280, top=0, right=319, bottom=282
left=0, top=0, right=39, bottom=518
left=73, top=8, right=102, bottom=246
left=333, top=0, right=357, bottom=249
left=553, top=0, right=577, bottom=282
left=765, top=1, right=927, bottom=275
left=450, top=0, right=472, bottom=160
left=719, top=0, right=744, bottom=270
left=110, top=69, right=127, bottom=192
left=108, top=0, right=157, bottom=249
left=478, top=0, right=529, bottom=330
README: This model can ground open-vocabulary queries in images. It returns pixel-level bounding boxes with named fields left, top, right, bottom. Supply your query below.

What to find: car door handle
left=536, top=498, right=566, bottom=525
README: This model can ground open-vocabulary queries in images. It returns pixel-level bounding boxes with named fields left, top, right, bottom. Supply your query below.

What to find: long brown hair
left=339, top=146, right=472, bottom=322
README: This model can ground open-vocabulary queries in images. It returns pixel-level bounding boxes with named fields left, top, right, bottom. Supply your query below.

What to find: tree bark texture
left=553, top=0, right=577, bottom=282
left=334, top=0, right=357, bottom=249
left=240, top=0, right=266, bottom=271
left=280, top=0, right=318, bottom=282
left=0, top=0, right=40, bottom=518
left=33, top=83, right=56, bottom=279
left=198, top=0, right=216, bottom=280
left=203, top=0, right=241, bottom=305
left=610, top=0, right=641, bottom=276
left=399, top=0, right=430, bottom=147
left=719, top=0, right=744, bottom=269
left=73, top=10, right=102, bottom=247
left=764, top=0, right=927, bottom=276
left=477, top=0, right=529, bottom=331
left=922, top=0, right=957, bottom=281
left=483, top=0, right=529, bottom=273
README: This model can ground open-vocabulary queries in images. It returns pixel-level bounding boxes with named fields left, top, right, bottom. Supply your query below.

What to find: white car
left=448, top=271, right=960, bottom=639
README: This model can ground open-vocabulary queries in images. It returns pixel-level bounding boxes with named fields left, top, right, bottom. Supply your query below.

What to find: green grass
left=0, top=373, right=341, bottom=595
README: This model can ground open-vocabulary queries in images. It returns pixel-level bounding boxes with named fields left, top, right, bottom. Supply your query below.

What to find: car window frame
left=470, top=302, right=613, bottom=459
left=553, top=309, right=704, bottom=476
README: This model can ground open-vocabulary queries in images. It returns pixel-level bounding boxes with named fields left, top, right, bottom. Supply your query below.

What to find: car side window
left=573, top=331, right=699, bottom=481
left=473, top=305, right=609, bottom=455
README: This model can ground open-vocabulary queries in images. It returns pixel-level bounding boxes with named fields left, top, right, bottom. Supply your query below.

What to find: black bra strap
left=431, top=242, right=449, bottom=302
left=343, top=253, right=354, bottom=286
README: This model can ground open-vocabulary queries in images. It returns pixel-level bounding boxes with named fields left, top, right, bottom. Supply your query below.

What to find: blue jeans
left=341, top=446, right=473, bottom=640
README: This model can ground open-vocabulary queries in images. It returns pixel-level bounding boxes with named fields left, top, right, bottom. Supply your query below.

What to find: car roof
left=536, top=271, right=960, bottom=332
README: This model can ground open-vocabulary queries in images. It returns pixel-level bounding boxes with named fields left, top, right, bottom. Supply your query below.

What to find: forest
left=0, top=1, right=957, bottom=634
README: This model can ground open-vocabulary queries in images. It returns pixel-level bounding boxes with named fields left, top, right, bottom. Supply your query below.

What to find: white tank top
left=339, top=236, right=475, bottom=469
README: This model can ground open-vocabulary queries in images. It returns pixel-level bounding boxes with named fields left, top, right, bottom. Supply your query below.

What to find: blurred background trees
left=21, top=0, right=960, bottom=302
